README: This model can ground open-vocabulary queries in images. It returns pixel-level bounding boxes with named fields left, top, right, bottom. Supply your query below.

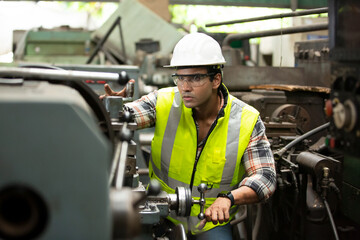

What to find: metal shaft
left=109, top=141, right=122, bottom=186
left=223, top=23, right=328, bottom=46
left=0, top=67, right=120, bottom=83
left=324, top=199, right=340, bottom=240
left=206, top=7, right=328, bottom=27
left=115, top=140, right=129, bottom=188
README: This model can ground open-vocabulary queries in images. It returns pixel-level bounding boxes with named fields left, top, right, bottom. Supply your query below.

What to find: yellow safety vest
left=149, top=85, right=259, bottom=233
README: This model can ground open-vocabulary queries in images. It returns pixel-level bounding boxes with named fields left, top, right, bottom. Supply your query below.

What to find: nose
left=179, top=79, right=192, bottom=91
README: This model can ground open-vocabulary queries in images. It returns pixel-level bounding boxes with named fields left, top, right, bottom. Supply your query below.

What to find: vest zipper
left=188, top=87, right=227, bottom=192
left=189, top=118, right=219, bottom=192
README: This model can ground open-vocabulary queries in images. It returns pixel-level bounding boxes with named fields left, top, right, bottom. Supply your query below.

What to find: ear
left=212, top=73, right=221, bottom=90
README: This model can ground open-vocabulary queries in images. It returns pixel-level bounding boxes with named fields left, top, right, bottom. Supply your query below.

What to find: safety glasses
left=172, top=73, right=215, bottom=87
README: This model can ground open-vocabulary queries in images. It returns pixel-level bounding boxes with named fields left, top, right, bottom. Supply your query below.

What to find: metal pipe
left=206, top=7, right=328, bottom=27
left=323, top=199, right=340, bottom=240
left=0, top=67, right=121, bottom=83
left=223, top=23, right=328, bottom=47
left=252, top=204, right=262, bottom=240
left=274, top=122, right=330, bottom=158
left=137, top=168, right=149, bottom=176
left=205, top=7, right=328, bottom=27
left=230, top=206, right=247, bottom=226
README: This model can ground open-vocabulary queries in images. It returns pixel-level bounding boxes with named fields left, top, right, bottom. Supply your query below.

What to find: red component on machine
left=325, top=99, right=333, bottom=117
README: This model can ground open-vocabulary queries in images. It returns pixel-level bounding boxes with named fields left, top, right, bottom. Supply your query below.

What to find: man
left=100, top=33, right=276, bottom=239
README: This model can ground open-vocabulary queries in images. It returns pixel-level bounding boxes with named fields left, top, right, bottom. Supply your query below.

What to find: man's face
left=175, top=67, right=217, bottom=109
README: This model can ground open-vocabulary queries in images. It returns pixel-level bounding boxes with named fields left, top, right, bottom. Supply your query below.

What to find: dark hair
left=206, top=65, right=223, bottom=82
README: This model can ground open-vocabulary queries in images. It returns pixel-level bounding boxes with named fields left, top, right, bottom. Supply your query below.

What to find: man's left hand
left=198, top=197, right=231, bottom=230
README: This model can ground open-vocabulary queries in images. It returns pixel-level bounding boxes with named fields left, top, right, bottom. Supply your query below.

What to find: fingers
left=203, top=199, right=231, bottom=226
left=224, top=210, right=230, bottom=222
left=198, top=219, right=207, bottom=230
left=204, top=209, right=225, bottom=225
left=117, top=86, right=127, bottom=97
left=100, top=80, right=135, bottom=99
left=217, top=210, right=225, bottom=224
left=104, top=84, right=114, bottom=96
left=211, top=210, right=219, bottom=225
left=205, top=208, right=212, bottom=223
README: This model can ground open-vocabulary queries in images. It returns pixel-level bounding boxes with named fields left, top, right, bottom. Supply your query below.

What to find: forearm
left=231, top=186, right=259, bottom=206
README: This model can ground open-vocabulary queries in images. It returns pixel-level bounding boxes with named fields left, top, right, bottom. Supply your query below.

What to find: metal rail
left=0, top=67, right=127, bottom=83
left=223, top=23, right=328, bottom=46
left=206, top=7, right=328, bottom=27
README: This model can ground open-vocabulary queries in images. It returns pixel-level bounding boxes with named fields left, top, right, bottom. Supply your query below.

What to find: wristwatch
left=217, top=191, right=235, bottom=206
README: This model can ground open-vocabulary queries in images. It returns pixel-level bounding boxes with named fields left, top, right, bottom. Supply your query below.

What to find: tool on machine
left=192, top=183, right=209, bottom=220
left=0, top=67, right=130, bottom=85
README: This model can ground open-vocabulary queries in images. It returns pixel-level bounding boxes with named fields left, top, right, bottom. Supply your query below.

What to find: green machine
left=0, top=79, right=113, bottom=239
left=14, top=27, right=94, bottom=65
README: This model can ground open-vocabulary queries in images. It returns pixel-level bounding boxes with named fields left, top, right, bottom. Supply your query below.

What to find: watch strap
left=217, top=191, right=235, bottom=206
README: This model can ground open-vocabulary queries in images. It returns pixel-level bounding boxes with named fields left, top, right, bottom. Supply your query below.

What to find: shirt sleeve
left=239, top=116, right=276, bottom=201
left=123, top=90, right=158, bottom=129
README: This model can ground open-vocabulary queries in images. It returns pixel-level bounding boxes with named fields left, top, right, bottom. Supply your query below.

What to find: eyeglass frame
left=172, top=73, right=216, bottom=87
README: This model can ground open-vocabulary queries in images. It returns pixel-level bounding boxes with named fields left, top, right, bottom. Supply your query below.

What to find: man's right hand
left=99, top=80, right=135, bottom=100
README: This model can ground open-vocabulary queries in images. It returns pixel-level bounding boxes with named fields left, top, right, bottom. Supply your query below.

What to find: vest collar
left=218, top=83, right=229, bottom=118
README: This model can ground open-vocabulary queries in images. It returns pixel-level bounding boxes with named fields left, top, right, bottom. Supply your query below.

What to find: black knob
left=122, top=111, right=132, bottom=123
left=118, top=71, right=129, bottom=85
left=147, top=179, right=161, bottom=196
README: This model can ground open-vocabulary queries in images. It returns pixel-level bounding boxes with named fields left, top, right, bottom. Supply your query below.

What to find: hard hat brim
left=163, top=62, right=226, bottom=68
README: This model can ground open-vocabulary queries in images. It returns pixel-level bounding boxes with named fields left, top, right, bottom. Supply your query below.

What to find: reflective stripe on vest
left=149, top=86, right=259, bottom=232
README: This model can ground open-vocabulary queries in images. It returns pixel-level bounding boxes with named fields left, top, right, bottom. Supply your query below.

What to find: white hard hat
left=164, top=32, right=226, bottom=67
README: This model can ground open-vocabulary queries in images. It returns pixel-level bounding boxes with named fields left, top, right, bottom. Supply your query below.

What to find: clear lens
left=172, top=73, right=214, bottom=87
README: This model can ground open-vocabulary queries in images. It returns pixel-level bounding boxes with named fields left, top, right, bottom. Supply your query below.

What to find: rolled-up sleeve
left=123, top=90, right=158, bottom=129
left=239, top=117, right=276, bottom=201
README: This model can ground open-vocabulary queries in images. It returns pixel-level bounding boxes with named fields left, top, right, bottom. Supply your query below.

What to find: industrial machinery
left=218, top=1, right=360, bottom=239
left=1, top=0, right=359, bottom=239
left=0, top=66, right=212, bottom=240
left=326, top=0, right=360, bottom=232
left=13, top=26, right=94, bottom=65
left=10, top=0, right=183, bottom=90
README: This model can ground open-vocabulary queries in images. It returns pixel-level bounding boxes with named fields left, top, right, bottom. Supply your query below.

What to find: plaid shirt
left=124, top=87, right=276, bottom=201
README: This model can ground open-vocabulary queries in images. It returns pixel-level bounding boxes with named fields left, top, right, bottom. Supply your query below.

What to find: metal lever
left=192, top=183, right=208, bottom=220
left=125, top=80, right=134, bottom=98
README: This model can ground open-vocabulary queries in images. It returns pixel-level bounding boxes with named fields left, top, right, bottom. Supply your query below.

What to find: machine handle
left=193, top=183, right=208, bottom=220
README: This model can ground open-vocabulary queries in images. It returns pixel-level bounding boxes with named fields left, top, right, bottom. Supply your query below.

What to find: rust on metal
left=250, top=84, right=330, bottom=94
